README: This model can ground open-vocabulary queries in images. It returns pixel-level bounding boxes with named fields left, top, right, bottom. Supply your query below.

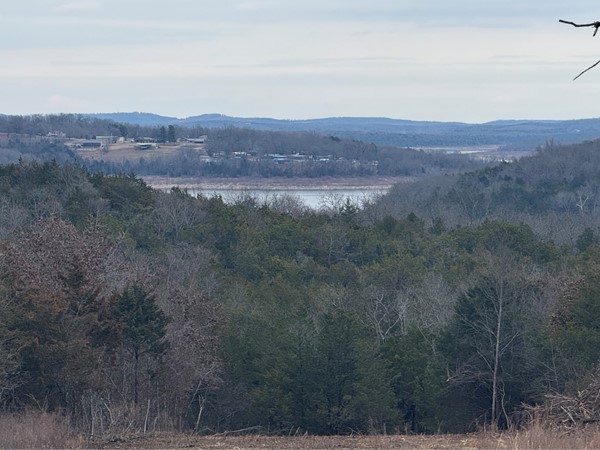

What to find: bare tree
left=409, top=272, right=457, bottom=350
left=159, top=287, right=224, bottom=431
left=0, top=290, right=23, bottom=407
left=363, top=285, right=409, bottom=343
left=447, top=248, right=544, bottom=429
left=151, top=189, right=206, bottom=239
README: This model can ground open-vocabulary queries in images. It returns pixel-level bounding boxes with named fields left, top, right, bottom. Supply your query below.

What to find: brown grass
left=93, top=432, right=484, bottom=449
left=0, top=410, right=83, bottom=449
left=491, top=422, right=600, bottom=449
left=90, top=426, right=600, bottom=449
left=1, top=412, right=598, bottom=450
left=74, top=142, right=203, bottom=163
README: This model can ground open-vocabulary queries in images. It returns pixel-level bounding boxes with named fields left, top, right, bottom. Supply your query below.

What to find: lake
left=187, top=188, right=388, bottom=209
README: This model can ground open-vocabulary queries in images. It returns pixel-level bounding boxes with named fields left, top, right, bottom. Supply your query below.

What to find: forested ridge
left=86, top=112, right=600, bottom=148
left=127, top=127, right=482, bottom=179
left=1, top=138, right=600, bottom=436
left=0, top=113, right=485, bottom=178
left=372, top=139, right=600, bottom=245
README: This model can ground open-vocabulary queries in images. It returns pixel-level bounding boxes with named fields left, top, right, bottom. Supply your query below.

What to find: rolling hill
left=85, top=112, right=600, bottom=148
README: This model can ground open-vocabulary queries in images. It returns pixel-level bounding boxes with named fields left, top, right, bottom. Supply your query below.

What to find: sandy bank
left=142, top=176, right=413, bottom=191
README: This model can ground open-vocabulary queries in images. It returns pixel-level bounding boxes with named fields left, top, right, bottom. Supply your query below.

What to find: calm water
left=187, top=188, right=388, bottom=209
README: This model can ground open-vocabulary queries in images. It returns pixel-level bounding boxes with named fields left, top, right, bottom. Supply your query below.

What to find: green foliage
left=381, top=330, right=447, bottom=433
left=167, top=125, right=177, bottom=143
left=551, top=273, right=600, bottom=387
left=440, top=273, right=546, bottom=430
left=158, top=126, right=167, bottom=143
left=0, top=218, right=120, bottom=409
left=220, top=301, right=397, bottom=434
left=90, top=173, right=155, bottom=217
left=449, top=221, right=559, bottom=264
left=112, top=286, right=170, bottom=360
left=0, top=157, right=595, bottom=434
left=111, top=286, right=170, bottom=405
left=576, top=228, right=599, bottom=253
left=310, top=313, right=397, bottom=434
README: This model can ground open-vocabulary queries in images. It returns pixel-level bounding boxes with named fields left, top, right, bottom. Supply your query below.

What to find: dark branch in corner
left=573, top=59, right=600, bottom=81
left=559, top=19, right=600, bottom=36
left=560, top=19, right=600, bottom=80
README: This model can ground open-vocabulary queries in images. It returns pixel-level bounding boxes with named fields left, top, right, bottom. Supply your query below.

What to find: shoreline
left=142, top=176, right=413, bottom=191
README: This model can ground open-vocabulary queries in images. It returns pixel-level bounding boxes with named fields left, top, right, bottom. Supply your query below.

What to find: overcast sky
left=2, top=0, right=600, bottom=122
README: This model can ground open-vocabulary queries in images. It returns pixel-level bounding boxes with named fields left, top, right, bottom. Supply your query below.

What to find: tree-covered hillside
left=369, top=139, right=600, bottom=246
left=122, top=127, right=483, bottom=178
left=0, top=114, right=485, bottom=178
left=0, top=147, right=599, bottom=436
left=86, top=112, right=600, bottom=149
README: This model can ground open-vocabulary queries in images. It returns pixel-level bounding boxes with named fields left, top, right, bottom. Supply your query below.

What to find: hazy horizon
left=22, top=111, right=600, bottom=125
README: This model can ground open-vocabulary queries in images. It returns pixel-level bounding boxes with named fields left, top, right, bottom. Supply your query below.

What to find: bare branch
left=559, top=19, right=600, bottom=36
left=573, top=59, right=600, bottom=81
left=560, top=20, right=600, bottom=79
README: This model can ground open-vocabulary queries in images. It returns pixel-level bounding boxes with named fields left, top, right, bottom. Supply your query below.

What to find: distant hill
left=84, top=113, right=600, bottom=149
left=370, top=138, right=600, bottom=243
left=87, top=112, right=179, bottom=126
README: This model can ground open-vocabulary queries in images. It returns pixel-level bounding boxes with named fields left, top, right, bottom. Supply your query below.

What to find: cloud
left=48, top=94, right=88, bottom=110
left=235, top=1, right=277, bottom=12
left=55, top=1, right=101, bottom=13
left=1, top=0, right=598, bottom=121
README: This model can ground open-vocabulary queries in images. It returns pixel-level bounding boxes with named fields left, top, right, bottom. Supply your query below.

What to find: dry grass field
left=91, top=426, right=600, bottom=449
left=94, top=432, right=483, bottom=449
left=2, top=411, right=600, bottom=449
left=74, top=141, right=206, bottom=164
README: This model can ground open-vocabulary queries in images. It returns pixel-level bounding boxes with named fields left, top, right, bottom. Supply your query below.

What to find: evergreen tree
left=158, top=126, right=167, bottom=143
left=113, top=286, right=170, bottom=404
left=440, top=260, right=544, bottom=430
left=168, top=125, right=177, bottom=143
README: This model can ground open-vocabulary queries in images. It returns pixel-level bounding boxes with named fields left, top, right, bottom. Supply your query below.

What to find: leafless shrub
left=483, top=420, right=600, bottom=449
left=263, top=193, right=309, bottom=218
left=524, top=366, right=600, bottom=432
left=74, top=392, right=177, bottom=440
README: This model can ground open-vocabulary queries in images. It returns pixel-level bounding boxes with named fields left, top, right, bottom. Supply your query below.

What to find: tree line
left=0, top=114, right=485, bottom=179
left=369, top=139, right=600, bottom=246
left=0, top=113, right=206, bottom=142
left=90, top=127, right=484, bottom=179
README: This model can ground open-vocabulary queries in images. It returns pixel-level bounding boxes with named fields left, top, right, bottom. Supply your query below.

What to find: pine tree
left=167, top=125, right=176, bottom=143
left=113, top=285, right=170, bottom=404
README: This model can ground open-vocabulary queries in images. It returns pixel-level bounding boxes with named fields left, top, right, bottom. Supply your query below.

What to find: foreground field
left=95, top=433, right=481, bottom=449
left=74, top=141, right=202, bottom=163
left=2, top=407, right=600, bottom=449
left=91, top=428, right=600, bottom=450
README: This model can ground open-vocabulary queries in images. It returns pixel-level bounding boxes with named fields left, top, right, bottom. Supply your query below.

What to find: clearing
left=73, top=141, right=205, bottom=164
left=94, top=432, right=490, bottom=449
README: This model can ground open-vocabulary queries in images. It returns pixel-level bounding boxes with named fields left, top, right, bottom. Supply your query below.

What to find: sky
left=2, top=0, right=600, bottom=122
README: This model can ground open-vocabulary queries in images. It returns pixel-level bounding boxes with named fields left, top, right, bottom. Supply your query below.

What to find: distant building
left=135, top=143, right=157, bottom=150
left=95, top=135, right=118, bottom=145
left=80, top=140, right=103, bottom=148
left=291, top=153, right=307, bottom=161
left=135, top=137, right=157, bottom=143
left=268, top=154, right=289, bottom=163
